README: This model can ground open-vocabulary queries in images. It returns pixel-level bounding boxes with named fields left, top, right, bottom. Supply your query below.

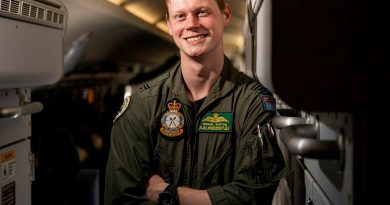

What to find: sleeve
left=104, top=94, right=157, bottom=205
left=206, top=93, right=287, bottom=205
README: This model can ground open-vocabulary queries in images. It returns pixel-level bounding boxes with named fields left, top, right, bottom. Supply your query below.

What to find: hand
left=146, top=174, right=169, bottom=202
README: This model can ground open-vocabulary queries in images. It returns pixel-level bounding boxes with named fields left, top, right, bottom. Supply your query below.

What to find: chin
left=182, top=51, right=201, bottom=57
left=191, top=52, right=203, bottom=57
left=187, top=48, right=206, bottom=57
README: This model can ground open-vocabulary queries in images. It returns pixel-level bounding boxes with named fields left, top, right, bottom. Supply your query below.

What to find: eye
left=197, top=9, right=209, bottom=17
left=174, top=14, right=186, bottom=21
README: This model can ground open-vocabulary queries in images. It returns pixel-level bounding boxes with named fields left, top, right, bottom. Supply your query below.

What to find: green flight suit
left=105, top=57, right=286, bottom=205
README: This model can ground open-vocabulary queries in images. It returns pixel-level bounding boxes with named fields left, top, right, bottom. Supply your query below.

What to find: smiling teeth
left=186, top=35, right=204, bottom=42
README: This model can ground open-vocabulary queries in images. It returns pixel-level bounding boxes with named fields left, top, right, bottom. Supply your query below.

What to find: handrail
left=272, top=115, right=308, bottom=129
left=279, top=124, right=344, bottom=160
left=247, top=0, right=264, bottom=33
left=0, top=102, right=43, bottom=119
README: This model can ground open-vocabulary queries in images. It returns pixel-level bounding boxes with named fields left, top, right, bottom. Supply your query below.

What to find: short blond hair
left=165, top=0, right=227, bottom=17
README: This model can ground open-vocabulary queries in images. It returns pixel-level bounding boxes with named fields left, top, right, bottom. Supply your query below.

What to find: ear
left=223, top=4, right=232, bottom=26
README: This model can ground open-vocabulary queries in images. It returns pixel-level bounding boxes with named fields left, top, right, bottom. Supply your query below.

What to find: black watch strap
left=165, top=184, right=177, bottom=196
left=158, top=184, right=178, bottom=205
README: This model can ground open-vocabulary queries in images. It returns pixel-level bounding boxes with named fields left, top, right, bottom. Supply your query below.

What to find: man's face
left=166, top=0, right=231, bottom=57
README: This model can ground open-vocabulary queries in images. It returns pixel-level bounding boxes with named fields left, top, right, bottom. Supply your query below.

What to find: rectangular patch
left=198, top=112, right=233, bottom=133
left=261, top=95, right=276, bottom=112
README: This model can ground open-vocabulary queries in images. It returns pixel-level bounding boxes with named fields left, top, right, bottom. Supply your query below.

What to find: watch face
left=159, top=192, right=177, bottom=205
left=158, top=184, right=178, bottom=205
left=159, top=192, right=172, bottom=202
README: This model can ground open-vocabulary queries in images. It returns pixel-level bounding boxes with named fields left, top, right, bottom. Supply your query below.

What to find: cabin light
left=106, top=0, right=169, bottom=35
left=106, top=0, right=125, bottom=6
left=156, top=21, right=169, bottom=33
left=123, top=3, right=159, bottom=24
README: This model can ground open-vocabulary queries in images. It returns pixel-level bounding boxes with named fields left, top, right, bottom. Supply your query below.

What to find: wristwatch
left=158, top=184, right=178, bottom=205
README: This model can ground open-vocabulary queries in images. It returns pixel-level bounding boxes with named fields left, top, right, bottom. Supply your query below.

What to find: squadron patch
left=198, top=112, right=233, bottom=133
left=113, top=96, right=131, bottom=122
left=260, top=95, right=276, bottom=112
left=160, top=99, right=185, bottom=139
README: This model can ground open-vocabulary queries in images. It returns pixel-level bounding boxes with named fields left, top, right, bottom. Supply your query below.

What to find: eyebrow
left=174, top=6, right=213, bottom=16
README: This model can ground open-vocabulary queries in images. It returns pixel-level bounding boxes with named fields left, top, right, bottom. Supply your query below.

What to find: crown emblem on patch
left=168, top=100, right=181, bottom=110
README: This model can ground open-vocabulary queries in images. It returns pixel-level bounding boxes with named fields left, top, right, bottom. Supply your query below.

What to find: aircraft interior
left=0, top=0, right=387, bottom=205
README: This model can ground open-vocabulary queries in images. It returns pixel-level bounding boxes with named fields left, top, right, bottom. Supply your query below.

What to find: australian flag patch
left=260, top=95, right=276, bottom=112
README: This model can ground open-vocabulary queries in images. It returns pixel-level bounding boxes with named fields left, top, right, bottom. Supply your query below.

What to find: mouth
left=184, top=34, right=208, bottom=42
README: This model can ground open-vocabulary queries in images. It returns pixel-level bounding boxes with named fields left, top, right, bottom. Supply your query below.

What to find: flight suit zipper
left=182, top=105, right=197, bottom=187
left=188, top=130, right=197, bottom=186
left=187, top=98, right=213, bottom=187
left=193, top=94, right=230, bottom=187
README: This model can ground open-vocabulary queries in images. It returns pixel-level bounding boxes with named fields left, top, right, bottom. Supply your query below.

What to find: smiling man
left=104, top=0, right=286, bottom=204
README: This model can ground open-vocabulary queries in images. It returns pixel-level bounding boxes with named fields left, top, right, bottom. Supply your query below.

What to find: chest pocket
left=153, top=145, right=174, bottom=184
left=238, top=123, right=286, bottom=185
left=153, top=133, right=184, bottom=184
left=198, top=132, right=235, bottom=188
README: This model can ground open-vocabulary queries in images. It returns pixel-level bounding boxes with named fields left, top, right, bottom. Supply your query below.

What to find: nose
left=185, top=14, right=199, bottom=29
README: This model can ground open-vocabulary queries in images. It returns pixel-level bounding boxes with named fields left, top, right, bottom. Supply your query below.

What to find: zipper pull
left=257, top=124, right=264, bottom=147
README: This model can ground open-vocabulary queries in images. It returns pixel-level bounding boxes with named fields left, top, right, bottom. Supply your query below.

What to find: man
left=105, top=0, right=286, bottom=204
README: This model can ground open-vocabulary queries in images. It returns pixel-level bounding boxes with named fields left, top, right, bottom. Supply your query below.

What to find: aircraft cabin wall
left=1, top=0, right=387, bottom=204
left=0, top=0, right=67, bottom=204
left=246, top=0, right=387, bottom=205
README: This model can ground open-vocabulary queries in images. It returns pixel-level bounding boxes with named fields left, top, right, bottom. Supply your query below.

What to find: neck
left=180, top=52, right=224, bottom=101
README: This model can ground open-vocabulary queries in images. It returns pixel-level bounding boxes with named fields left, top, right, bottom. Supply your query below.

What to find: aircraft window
left=10, top=0, right=19, bottom=13
left=1, top=0, right=10, bottom=11
left=31, top=5, right=37, bottom=18
left=46, top=10, right=52, bottom=21
left=53, top=11, right=57, bottom=23
left=37, top=7, right=44, bottom=19
left=22, top=3, right=30, bottom=16
left=58, top=13, right=63, bottom=24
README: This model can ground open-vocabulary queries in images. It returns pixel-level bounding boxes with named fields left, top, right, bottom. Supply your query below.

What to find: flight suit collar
left=206, top=56, right=237, bottom=102
left=169, top=56, right=238, bottom=108
left=169, top=64, right=192, bottom=107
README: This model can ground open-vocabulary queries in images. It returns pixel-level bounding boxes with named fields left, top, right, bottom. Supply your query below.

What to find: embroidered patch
left=260, top=95, right=276, bottom=112
left=198, top=112, right=233, bottom=133
left=113, top=96, right=131, bottom=122
left=160, top=99, right=185, bottom=139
